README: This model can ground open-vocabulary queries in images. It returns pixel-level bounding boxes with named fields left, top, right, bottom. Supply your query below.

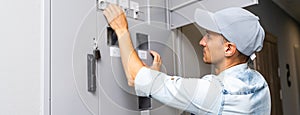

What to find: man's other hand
left=149, top=50, right=162, bottom=71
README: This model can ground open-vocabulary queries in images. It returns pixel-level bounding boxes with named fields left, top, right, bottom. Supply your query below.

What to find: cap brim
left=194, top=9, right=221, bottom=33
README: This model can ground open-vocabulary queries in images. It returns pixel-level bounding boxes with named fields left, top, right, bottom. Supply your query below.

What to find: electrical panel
left=62, top=0, right=178, bottom=115
left=50, top=0, right=258, bottom=114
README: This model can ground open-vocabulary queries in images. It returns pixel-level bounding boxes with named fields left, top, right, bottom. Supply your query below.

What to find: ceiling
left=272, top=0, right=300, bottom=24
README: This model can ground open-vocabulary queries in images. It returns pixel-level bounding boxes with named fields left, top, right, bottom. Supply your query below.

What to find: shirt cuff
left=134, top=67, right=161, bottom=97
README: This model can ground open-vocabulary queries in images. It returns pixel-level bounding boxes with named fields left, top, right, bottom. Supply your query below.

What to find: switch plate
left=119, top=0, right=129, bottom=9
left=130, top=1, right=139, bottom=11
left=138, top=50, right=147, bottom=60
left=110, top=47, right=120, bottom=57
left=125, top=9, right=145, bottom=21
left=130, top=1, right=139, bottom=19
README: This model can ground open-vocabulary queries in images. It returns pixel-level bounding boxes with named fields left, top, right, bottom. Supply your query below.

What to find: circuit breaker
left=107, top=27, right=118, bottom=46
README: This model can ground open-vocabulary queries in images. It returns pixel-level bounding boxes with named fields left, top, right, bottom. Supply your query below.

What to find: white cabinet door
left=51, top=0, right=98, bottom=114
left=51, top=0, right=179, bottom=114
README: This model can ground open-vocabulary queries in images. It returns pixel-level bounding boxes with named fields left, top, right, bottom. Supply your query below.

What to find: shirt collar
left=217, top=63, right=248, bottom=79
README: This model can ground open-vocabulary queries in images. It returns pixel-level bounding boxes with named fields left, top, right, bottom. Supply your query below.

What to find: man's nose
left=199, top=36, right=207, bottom=46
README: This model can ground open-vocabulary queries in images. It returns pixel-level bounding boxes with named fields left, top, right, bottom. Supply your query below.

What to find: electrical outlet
left=110, top=47, right=120, bottom=57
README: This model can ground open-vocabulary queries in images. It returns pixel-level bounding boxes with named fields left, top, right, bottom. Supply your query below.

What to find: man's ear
left=224, top=42, right=237, bottom=57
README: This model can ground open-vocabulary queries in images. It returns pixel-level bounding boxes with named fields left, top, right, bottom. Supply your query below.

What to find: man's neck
left=214, top=59, right=247, bottom=75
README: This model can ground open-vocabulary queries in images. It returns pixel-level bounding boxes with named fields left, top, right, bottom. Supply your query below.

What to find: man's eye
left=207, top=34, right=211, bottom=39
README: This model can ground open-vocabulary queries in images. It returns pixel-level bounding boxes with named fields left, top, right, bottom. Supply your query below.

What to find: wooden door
left=254, top=32, right=283, bottom=115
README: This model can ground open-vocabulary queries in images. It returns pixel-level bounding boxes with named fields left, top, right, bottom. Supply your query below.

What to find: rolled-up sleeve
left=134, top=67, right=162, bottom=96
left=134, top=67, right=223, bottom=114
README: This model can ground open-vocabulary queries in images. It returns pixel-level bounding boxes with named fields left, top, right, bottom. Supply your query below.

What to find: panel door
left=51, top=0, right=99, bottom=114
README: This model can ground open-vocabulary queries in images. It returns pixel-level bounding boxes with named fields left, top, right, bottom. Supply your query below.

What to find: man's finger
left=111, top=4, right=122, bottom=16
left=151, top=51, right=160, bottom=61
left=150, top=50, right=161, bottom=62
left=105, top=5, right=115, bottom=21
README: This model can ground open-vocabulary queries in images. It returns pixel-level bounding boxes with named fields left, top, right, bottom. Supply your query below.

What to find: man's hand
left=103, top=4, right=128, bottom=36
left=143, top=50, right=162, bottom=71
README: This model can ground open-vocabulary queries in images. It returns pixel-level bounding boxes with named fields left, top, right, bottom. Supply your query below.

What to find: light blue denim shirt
left=135, top=63, right=271, bottom=115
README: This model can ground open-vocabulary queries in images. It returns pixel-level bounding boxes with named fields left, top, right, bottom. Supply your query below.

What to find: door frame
left=43, top=0, right=51, bottom=114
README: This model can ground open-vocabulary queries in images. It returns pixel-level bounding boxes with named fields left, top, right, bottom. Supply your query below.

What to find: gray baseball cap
left=194, top=7, right=265, bottom=57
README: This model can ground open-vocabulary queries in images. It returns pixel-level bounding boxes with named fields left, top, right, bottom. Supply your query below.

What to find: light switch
left=119, top=0, right=129, bottom=9
left=138, top=50, right=147, bottom=60
left=110, top=47, right=120, bottom=57
left=130, top=1, right=139, bottom=19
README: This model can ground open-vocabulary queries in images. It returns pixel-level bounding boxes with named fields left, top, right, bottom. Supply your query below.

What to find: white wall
left=248, top=0, right=300, bottom=115
left=0, top=0, right=43, bottom=114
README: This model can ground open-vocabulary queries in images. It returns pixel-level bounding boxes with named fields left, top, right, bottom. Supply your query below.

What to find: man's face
left=199, top=31, right=226, bottom=64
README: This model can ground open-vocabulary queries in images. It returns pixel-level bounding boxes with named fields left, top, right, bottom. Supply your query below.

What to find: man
left=103, top=4, right=271, bottom=114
